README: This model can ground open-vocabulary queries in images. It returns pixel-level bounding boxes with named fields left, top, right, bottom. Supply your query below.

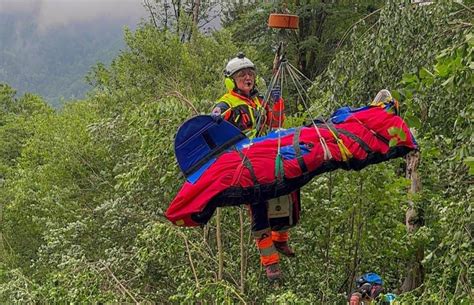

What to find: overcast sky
left=0, top=0, right=147, bottom=30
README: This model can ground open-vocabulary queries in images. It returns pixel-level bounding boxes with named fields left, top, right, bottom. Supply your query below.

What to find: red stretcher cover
left=166, top=102, right=418, bottom=227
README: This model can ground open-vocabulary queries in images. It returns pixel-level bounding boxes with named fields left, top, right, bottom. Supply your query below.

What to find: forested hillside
left=0, top=1, right=472, bottom=303
left=0, top=10, right=139, bottom=108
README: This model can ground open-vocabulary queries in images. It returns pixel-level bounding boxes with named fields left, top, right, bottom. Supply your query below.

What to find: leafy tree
left=395, top=28, right=472, bottom=302
left=0, top=1, right=472, bottom=303
left=143, top=0, right=220, bottom=41
left=0, top=84, right=53, bottom=293
left=306, top=0, right=472, bottom=301
left=222, top=0, right=384, bottom=82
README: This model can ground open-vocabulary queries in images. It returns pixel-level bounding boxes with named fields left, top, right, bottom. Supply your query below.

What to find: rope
left=285, top=63, right=333, bottom=160
left=274, top=61, right=287, bottom=182
left=227, top=57, right=289, bottom=190
left=287, top=61, right=335, bottom=115
left=286, top=63, right=354, bottom=162
left=257, top=61, right=283, bottom=137
left=228, top=52, right=358, bottom=189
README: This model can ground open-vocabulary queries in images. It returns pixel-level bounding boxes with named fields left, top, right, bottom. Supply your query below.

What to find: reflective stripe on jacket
left=217, top=91, right=265, bottom=138
left=215, top=90, right=284, bottom=138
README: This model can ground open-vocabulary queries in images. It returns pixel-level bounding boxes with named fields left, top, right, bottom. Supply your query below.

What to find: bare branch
left=166, top=90, right=199, bottom=115
left=100, top=262, right=139, bottom=303
left=183, top=235, right=201, bottom=289
left=143, top=0, right=159, bottom=29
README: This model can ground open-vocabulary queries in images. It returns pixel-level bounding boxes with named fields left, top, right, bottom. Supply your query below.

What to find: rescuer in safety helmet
left=223, top=53, right=257, bottom=96
left=211, top=53, right=300, bottom=282
left=349, top=272, right=387, bottom=304
left=212, top=52, right=284, bottom=138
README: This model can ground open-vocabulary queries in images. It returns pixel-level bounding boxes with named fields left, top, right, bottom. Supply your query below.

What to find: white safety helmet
left=224, top=52, right=255, bottom=77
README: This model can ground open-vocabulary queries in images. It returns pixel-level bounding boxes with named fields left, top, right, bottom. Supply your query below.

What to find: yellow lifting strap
left=336, top=137, right=353, bottom=162
left=325, top=121, right=353, bottom=162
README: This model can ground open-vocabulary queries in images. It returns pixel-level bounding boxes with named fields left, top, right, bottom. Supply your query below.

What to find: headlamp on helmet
left=224, top=52, right=255, bottom=77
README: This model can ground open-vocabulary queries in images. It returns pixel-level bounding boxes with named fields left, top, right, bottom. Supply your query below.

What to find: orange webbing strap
left=253, top=229, right=279, bottom=266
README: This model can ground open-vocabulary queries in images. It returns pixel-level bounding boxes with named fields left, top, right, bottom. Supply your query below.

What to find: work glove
left=211, top=113, right=223, bottom=123
left=270, top=86, right=281, bottom=102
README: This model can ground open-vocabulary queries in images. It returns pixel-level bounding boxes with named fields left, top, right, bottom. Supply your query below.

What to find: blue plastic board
left=174, top=115, right=246, bottom=177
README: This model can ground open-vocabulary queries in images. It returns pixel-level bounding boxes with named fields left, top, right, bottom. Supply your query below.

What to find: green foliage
left=223, top=0, right=384, bottom=79
left=222, top=0, right=385, bottom=115
left=306, top=0, right=473, bottom=302
left=395, top=25, right=473, bottom=303
left=0, top=268, right=41, bottom=303
left=388, top=126, right=406, bottom=147
left=0, top=1, right=472, bottom=303
left=309, top=0, right=458, bottom=110
left=2, top=101, right=108, bottom=271
left=0, top=13, right=131, bottom=108
left=465, top=156, right=474, bottom=175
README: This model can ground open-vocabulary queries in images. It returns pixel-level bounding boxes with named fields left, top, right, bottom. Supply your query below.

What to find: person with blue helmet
left=350, top=272, right=385, bottom=304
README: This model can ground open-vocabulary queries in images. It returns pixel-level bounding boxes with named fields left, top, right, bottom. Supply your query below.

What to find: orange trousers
left=253, top=229, right=289, bottom=266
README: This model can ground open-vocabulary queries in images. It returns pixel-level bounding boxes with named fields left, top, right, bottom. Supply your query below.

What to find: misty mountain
left=0, top=10, right=142, bottom=108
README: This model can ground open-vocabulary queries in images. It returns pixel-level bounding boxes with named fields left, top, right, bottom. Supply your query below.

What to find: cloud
left=0, top=0, right=146, bottom=30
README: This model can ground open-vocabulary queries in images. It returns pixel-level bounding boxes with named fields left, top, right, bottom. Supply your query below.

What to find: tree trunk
left=216, top=207, right=224, bottom=280
left=346, top=198, right=356, bottom=294
left=321, top=173, right=334, bottom=303
left=0, top=202, right=3, bottom=257
left=172, top=0, right=181, bottom=37
left=348, top=176, right=364, bottom=295
left=192, top=0, right=201, bottom=28
left=311, top=3, right=328, bottom=77
left=297, top=11, right=309, bottom=73
left=401, top=150, right=424, bottom=292
left=239, top=208, right=245, bottom=293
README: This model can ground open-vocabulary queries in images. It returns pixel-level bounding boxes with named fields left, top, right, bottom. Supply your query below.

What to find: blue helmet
left=356, top=272, right=383, bottom=288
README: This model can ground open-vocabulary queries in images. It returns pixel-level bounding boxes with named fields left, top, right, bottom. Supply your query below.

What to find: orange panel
left=268, top=14, right=299, bottom=30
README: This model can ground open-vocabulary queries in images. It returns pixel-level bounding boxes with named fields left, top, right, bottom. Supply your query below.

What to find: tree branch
left=166, top=90, right=199, bottom=115
left=101, top=261, right=139, bottom=303
left=143, top=0, right=159, bottom=29
left=337, top=8, right=382, bottom=49
left=183, top=235, right=201, bottom=289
